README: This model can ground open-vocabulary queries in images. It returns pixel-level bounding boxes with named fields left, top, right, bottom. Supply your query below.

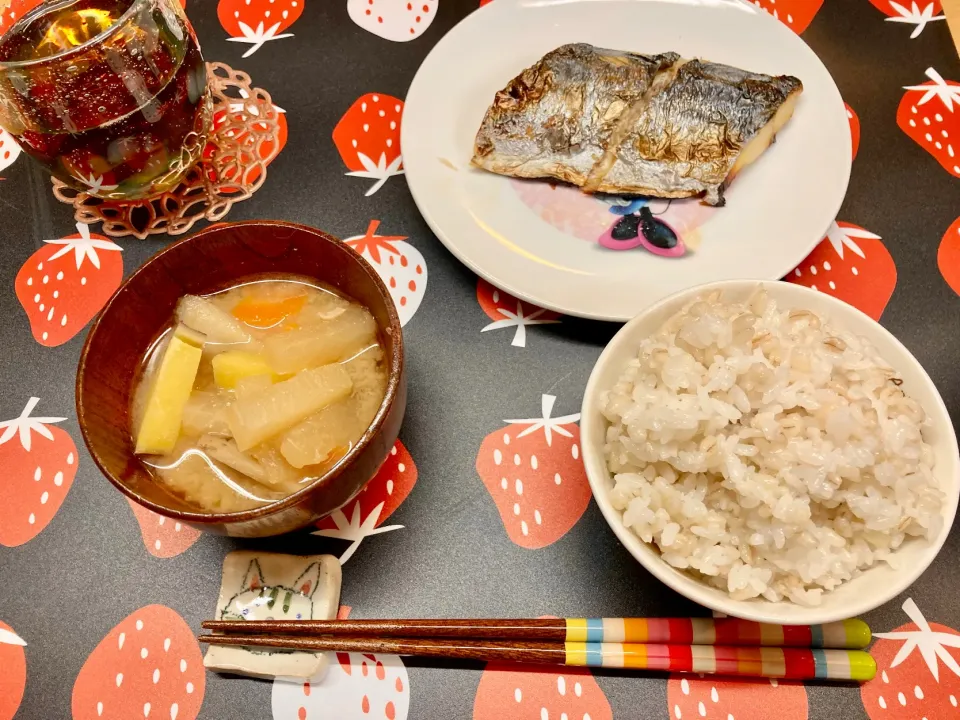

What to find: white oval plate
left=402, top=0, right=851, bottom=321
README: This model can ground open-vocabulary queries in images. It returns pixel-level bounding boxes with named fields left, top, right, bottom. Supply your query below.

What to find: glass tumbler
left=0, top=0, right=211, bottom=199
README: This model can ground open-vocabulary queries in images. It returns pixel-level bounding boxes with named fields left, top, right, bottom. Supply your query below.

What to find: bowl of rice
left=581, top=280, right=959, bottom=624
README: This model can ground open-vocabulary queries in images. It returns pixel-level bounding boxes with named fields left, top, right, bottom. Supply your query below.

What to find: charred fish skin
left=471, top=44, right=679, bottom=187
left=595, top=60, right=803, bottom=205
left=471, top=44, right=803, bottom=206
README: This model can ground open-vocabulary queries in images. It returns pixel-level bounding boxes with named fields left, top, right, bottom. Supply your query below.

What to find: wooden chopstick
left=201, top=616, right=872, bottom=649
left=197, top=633, right=877, bottom=681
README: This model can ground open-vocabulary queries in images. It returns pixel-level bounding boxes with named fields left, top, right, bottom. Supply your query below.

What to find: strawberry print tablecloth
left=1, top=0, right=959, bottom=718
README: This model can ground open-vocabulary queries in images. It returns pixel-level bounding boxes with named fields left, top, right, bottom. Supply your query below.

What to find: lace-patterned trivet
left=51, top=62, right=281, bottom=240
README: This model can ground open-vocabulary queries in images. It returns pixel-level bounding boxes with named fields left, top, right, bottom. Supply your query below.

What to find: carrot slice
left=231, top=294, right=307, bottom=328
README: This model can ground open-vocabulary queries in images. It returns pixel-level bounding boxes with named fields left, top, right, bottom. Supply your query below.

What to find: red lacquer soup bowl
left=76, top=220, right=406, bottom=537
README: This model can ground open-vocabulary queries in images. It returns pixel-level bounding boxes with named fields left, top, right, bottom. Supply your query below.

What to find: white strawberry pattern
left=345, top=220, right=427, bottom=327
left=0, top=398, right=65, bottom=450
left=481, top=304, right=557, bottom=348
left=904, top=68, right=960, bottom=110
left=348, top=152, right=404, bottom=196
left=876, top=1, right=944, bottom=38
left=218, top=0, right=303, bottom=58
left=313, top=441, right=417, bottom=563
left=76, top=172, right=118, bottom=194
left=874, top=600, right=960, bottom=679
left=477, top=280, right=560, bottom=348
left=348, top=0, right=437, bottom=42
left=229, top=23, right=294, bottom=59
left=312, top=500, right=404, bottom=564
left=42, top=223, right=123, bottom=270
left=272, top=651, right=410, bottom=720
left=0, top=127, right=21, bottom=175
left=0, top=627, right=26, bottom=647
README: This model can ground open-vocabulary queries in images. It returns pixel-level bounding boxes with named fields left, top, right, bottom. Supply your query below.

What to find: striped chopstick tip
left=842, top=619, right=872, bottom=649
left=563, top=617, right=872, bottom=650
left=812, top=649, right=877, bottom=682
left=849, top=651, right=877, bottom=682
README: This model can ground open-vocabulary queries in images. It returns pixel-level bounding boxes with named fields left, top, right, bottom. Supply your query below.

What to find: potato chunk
left=212, top=351, right=282, bottom=389
left=135, top=324, right=205, bottom=455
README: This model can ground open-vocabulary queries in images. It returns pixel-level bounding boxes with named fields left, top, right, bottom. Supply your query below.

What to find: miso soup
left=131, top=276, right=389, bottom=513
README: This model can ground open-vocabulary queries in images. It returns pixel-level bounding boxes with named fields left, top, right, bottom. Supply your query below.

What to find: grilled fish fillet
left=472, top=44, right=803, bottom=206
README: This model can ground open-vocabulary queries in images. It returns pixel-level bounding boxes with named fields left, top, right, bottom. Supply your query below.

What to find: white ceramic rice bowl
left=580, top=280, right=959, bottom=624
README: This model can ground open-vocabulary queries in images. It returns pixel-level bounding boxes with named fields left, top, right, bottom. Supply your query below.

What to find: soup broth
left=131, top=276, right=389, bottom=513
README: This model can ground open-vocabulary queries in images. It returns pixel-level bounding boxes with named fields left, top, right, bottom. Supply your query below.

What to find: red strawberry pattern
left=332, top=94, right=404, bottom=196
left=861, top=598, right=960, bottom=719
left=750, top=0, right=823, bottom=33
left=0, top=621, right=27, bottom=720
left=15, top=222, right=123, bottom=347
left=846, top=102, right=860, bottom=160
left=314, top=440, right=418, bottom=562
left=474, top=663, right=612, bottom=720
left=218, top=0, right=303, bottom=57
left=477, top=279, right=560, bottom=348
left=0, top=127, right=21, bottom=175
left=348, top=0, right=437, bottom=42
left=868, top=0, right=944, bottom=38
left=0, top=397, right=78, bottom=548
left=898, top=67, right=960, bottom=178
left=786, top=221, right=896, bottom=321
left=668, top=675, right=807, bottom=720
left=72, top=605, right=205, bottom=720
left=0, top=0, right=42, bottom=34
left=126, top=498, right=202, bottom=559
left=476, top=394, right=590, bottom=549
left=939, top=215, right=960, bottom=296
left=345, top=220, right=427, bottom=327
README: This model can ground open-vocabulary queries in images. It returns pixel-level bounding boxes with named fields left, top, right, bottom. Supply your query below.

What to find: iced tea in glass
left=0, top=0, right=210, bottom=199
